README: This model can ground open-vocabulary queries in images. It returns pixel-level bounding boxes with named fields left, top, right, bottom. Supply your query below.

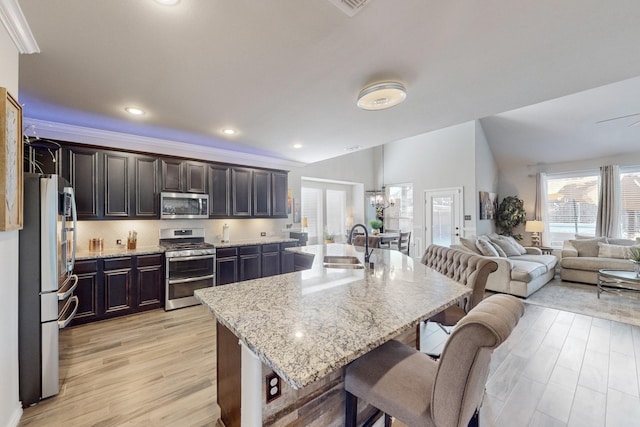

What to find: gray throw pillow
left=598, top=242, right=640, bottom=259
left=459, top=236, right=481, bottom=254
left=488, top=235, right=521, bottom=257
left=504, top=236, right=527, bottom=255
left=476, top=238, right=499, bottom=257
left=569, top=237, right=606, bottom=257
left=490, top=241, right=507, bottom=257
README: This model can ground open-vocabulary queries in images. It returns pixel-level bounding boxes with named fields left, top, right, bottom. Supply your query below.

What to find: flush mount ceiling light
left=154, top=0, right=181, bottom=5
left=222, top=128, right=237, bottom=135
left=293, top=143, right=303, bottom=149
left=357, top=82, right=407, bottom=111
left=124, top=107, right=145, bottom=116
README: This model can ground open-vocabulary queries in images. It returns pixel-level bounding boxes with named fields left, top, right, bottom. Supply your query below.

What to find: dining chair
left=396, top=231, right=411, bottom=255
left=344, top=294, right=525, bottom=427
left=379, top=229, right=398, bottom=249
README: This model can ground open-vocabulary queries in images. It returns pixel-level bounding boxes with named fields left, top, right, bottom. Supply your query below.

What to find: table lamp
left=525, top=220, right=544, bottom=247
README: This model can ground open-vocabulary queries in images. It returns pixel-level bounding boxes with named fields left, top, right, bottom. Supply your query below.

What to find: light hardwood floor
left=20, top=300, right=640, bottom=426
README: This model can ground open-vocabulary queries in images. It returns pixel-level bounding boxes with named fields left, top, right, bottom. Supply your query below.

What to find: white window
left=620, top=167, right=640, bottom=240
left=544, top=171, right=599, bottom=246
left=301, top=180, right=352, bottom=244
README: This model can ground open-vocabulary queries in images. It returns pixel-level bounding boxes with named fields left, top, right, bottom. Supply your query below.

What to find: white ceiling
left=16, top=0, right=640, bottom=166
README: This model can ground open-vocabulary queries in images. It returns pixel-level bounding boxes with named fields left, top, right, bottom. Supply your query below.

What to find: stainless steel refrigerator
left=18, top=173, right=78, bottom=407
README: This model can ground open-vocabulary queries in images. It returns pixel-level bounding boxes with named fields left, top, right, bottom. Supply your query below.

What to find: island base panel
left=216, top=322, right=417, bottom=426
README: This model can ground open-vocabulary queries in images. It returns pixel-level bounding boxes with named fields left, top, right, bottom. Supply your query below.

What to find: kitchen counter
left=195, top=243, right=472, bottom=426
left=76, top=245, right=165, bottom=260
left=211, top=237, right=299, bottom=248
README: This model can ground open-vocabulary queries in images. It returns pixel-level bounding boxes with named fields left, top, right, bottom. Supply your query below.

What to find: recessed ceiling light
left=125, top=107, right=145, bottom=116
left=293, top=143, right=303, bottom=149
left=357, top=82, right=407, bottom=111
left=222, top=128, right=237, bottom=135
left=154, top=0, right=180, bottom=5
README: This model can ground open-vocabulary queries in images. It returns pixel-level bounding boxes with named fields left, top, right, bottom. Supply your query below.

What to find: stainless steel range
left=160, top=228, right=216, bottom=310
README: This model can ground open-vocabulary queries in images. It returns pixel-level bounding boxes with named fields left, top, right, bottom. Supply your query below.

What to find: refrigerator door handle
left=65, top=187, right=78, bottom=273
left=58, top=296, right=79, bottom=329
left=57, top=274, right=78, bottom=300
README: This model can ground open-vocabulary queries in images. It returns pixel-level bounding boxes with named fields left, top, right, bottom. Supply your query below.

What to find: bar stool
left=344, top=294, right=524, bottom=427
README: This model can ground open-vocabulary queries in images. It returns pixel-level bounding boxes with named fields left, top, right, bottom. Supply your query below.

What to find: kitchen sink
left=323, top=256, right=364, bottom=269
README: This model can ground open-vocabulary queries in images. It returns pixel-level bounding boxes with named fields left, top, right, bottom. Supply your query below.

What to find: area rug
left=523, top=278, right=640, bottom=326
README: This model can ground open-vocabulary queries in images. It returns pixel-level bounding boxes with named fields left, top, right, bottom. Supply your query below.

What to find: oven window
left=167, top=256, right=214, bottom=281
left=169, top=277, right=214, bottom=299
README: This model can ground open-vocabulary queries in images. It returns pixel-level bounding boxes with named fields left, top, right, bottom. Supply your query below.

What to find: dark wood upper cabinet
left=104, top=152, right=129, bottom=217
left=209, top=164, right=231, bottom=217
left=252, top=170, right=271, bottom=217
left=161, top=158, right=184, bottom=192
left=185, top=161, right=207, bottom=193
left=231, top=168, right=252, bottom=217
left=133, top=155, right=159, bottom=217
left=271, top=172, right=288, bottom=218
left=66, top=146, right=100, bottom=219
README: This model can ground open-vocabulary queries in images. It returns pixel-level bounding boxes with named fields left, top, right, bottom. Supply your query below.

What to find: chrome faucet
left=348, top=224, right=373, bottom=265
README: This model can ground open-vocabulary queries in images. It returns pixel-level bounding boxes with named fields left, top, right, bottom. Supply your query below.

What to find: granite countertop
left=194, top=243, right=471, bottom=389
left=76, top=245, right=164, bottom=260
left=212, top=237, right=299, bottom=248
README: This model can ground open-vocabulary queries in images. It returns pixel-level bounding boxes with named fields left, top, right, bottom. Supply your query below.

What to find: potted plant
left=629, top=247, right=640, bottom=277
left=369, top=219, right=383, bottom=235
left=495, top=196, right=527, bottom=240
left=324, top=231, right=335, bottom=244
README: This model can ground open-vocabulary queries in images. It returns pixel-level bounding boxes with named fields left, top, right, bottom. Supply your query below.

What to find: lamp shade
left=525, top=220, right=544, bottom=232
left=301, top=217, right=308, bottom=228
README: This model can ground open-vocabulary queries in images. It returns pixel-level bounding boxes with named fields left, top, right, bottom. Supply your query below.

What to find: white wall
left=384, top=121, right=477, bottom=254
left=0, top=24, right=23, bottom=427
left=474, top=121, right=499, bottom=236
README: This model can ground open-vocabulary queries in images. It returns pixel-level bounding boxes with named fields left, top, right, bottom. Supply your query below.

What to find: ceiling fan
left=596, top=112, right=640, bottom=127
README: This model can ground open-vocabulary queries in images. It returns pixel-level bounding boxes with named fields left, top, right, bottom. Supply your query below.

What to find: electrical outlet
left=464, top=215, right=472, bottom=221
left=260, top=232, right=267, bottom=237
left=266, top=373, right=281, bottom=403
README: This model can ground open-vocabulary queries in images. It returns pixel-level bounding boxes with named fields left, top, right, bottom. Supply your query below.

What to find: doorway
left=424, top=187, right=463, bottom=248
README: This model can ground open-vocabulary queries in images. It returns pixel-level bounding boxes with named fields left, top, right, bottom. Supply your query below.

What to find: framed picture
left=293, top=198, right=301, bottom=223
left=479, top=191, right=497, bottom=221
left=0, top=88, right=23, bottom=231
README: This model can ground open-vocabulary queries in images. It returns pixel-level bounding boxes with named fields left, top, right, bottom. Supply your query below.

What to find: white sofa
left=560, top=237, right=639, bottom=284
left=452, top=234, right=558, bottom=297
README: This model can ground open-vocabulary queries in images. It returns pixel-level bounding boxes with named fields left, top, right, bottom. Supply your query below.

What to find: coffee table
left=597, top=269, right=640, bottom=299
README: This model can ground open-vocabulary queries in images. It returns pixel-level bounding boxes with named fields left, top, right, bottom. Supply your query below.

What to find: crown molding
left=0, top=0, right=39, bottom=54
left=23, top=118, right=306, bottom=170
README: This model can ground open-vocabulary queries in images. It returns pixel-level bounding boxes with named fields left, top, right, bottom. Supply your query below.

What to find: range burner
left=159, top=228, right=216, bottom=258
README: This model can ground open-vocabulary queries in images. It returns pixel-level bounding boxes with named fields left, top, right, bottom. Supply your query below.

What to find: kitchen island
left=195, top=244, right=471, bottom=427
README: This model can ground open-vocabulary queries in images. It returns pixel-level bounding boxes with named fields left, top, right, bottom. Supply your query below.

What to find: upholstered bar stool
left=344, top=294, right=524, bottom=427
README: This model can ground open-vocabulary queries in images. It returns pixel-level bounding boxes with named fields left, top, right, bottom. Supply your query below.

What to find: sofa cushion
left=606, top=238, right=637, bottom=246
left=560, top=256, right=634, bottom=271
left=460, top=236, right=482, bottom=255
left=597, top=242, right=640, bottom=259
left=511, top=254, right=557, bottom=271
left=569, top=237, right=606, bottom=257
left=510, top=259, right=548, bottom=282
left=489, top=236, right=521, bottom=257
left=476, top=238, right=499, bottom=257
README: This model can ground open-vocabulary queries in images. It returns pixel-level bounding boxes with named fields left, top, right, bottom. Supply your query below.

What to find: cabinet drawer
left=104, top=257, right=133, bottom=271
left=280, top=242, right=297, bottom=250
left=137, top=254, right=163, bottom=267
left=217, top=247, right=238, bottom=258
left=74, top=259, right=98, bottom=274
left=261, top=244, right=279, bottom=253
left=239, top=245, right=260, bottom=255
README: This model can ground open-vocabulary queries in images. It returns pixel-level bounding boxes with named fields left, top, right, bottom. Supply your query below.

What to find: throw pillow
left=569, top=237, right=606, bottom=257
left=476, top=238, right=500, bottom=257
left=490, top=241, right=507, bottom=257
left=459, top=236, right=481, bottom=254
left=607, top=238, right=636, bottom=246
left=598, top=243, right=640, bottom=259
left=504, top=236, right=527, bottom=255
left=488, top=236, right=521, bottom=257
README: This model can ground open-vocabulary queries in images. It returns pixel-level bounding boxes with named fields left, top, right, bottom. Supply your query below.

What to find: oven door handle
left=168, top=274, right=215, bottom=285
left=168, top=254, right=216, bottom=262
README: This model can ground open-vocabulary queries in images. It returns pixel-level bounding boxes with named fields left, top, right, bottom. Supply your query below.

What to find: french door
left=424, top=187, right=463, bottom=248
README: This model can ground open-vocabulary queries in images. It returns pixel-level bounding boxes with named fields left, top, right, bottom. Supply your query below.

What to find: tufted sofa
left=560, top=237, right=639, bottom=284
left=421, top=245, right=499, bottom=314
left=450, top=234, right=558, bottom=297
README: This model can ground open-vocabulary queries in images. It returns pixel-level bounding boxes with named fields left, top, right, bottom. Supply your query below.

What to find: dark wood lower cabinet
left=239, top=246, right=261, bottom=281
left=280, top=242, right=297, bottom=274
left=70, top=254, right=164, bottom=326
left=261, top=244, right=280, bottom=277
left=217, top=247, right=239, bottom=286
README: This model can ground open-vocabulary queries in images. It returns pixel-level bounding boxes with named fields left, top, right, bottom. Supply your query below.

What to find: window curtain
left=535, top=173, right=550, bottom=246
left=596, top=165, right=620, bottom=238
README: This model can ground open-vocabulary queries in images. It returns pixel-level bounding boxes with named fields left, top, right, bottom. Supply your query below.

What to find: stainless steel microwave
left=160, top=192, right=209, bottom=219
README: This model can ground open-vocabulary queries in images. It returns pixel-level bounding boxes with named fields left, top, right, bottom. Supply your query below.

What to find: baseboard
left=5, top=403, right=23, bottom=427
